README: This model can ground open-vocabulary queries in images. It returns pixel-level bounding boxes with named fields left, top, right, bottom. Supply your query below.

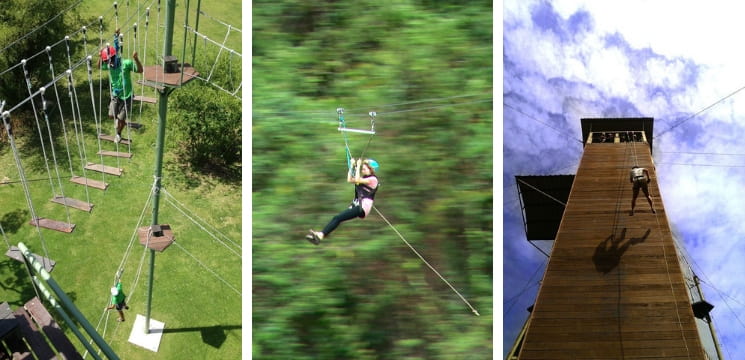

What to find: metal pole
left=694, top=275, right=724, bottom=359
left=191, top=0, right=202, bottom=65
left=146, top=0, right=176, bottom=335
left=17, top=242, right=118, bottom=359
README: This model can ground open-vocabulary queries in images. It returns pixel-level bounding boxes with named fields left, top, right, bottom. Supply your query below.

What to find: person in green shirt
left=98, top=29, right=143, bottom=143
left=106, top=281, right=130, bottom=322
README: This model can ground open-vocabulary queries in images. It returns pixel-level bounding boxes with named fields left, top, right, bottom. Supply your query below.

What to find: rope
left=0, top=0, right=84, bottom=55
left=1, top=111, right=53, bottom=272
left=515, top=178, right=566, bottom=207
left=171, top=241, right=241, bottom=296
left=197, top=10, right=241, bottom=33
left=651, top=192, right=692, bottom=358
left=38, top=88, right=76, bottom=213
left=20, top=61, right=57, bottom=198
left=161, top=188, right=241, bottom=257
left=66, top=70, right=94, bottom=200
left=85, top=56, right=108, bottom=186
left=372, top=205, right=480, bottom=316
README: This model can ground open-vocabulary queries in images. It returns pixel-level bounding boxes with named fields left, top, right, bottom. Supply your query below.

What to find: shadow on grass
left=162, top=324, right=240, bottom=348
left=165, top=162, right=241, bottom=190
left=1, top=209, right=29, bottom=234
left=0, top=259, right=39, bottom=307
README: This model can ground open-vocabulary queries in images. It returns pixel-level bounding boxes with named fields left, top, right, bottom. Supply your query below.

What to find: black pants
left=322, top=205, right=364, bottom=236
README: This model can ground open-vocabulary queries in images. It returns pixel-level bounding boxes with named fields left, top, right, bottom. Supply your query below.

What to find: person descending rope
left=98, top=28, right=143, bottom=143
left=306, top=158, right=380, bottom=245
left=629, top=165, right=656, bottom=216
left=106, top=281, right=130, bottom=322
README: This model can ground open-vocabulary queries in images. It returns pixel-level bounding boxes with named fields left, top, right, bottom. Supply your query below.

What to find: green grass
left=0, top=1, right=242, bottom=359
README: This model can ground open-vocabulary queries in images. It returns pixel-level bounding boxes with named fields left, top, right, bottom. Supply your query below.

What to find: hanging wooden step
left=127, top=122, right=143, bottom=129
left=50, top=196, right=93, bottom=212
left=133, top=95, right=156, bottom=104
left=84, top=163, right=123, bottom=176
left=70, top=176, right=108, bottom=190
left=5, top=246, right=56, bottom=272
left=29, top=218, right=75, bottom=233
left=98, top=134, right=131, bottom=145
left=97, top=150, right=133, bottom=158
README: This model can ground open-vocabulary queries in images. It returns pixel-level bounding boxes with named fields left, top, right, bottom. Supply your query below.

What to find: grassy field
left=0, top=0, right=242, bottom=359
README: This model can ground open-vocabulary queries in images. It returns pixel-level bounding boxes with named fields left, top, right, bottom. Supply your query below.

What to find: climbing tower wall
left=517, top=135, right=706, bottom=359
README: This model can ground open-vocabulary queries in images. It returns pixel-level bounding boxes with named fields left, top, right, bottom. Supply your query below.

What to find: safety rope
left=1, top=111, right=53, bottom=272
left=172, top=241, right=241, bottom=296
left=373, top=205, right=480, bottom=316
left=337, top=108, right=375, bottom=172
left=161, top=188, right=241, bottom=257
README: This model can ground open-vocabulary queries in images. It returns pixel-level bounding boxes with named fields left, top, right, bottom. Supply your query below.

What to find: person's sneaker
left=114, top=134, right=121, bottom=143
left=125, top=306, right=130, bottom=310
left=305, top=230, right=321, bottom=245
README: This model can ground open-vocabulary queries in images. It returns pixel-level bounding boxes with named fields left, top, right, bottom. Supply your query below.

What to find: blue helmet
left=366, top=159, right=379, bottom=172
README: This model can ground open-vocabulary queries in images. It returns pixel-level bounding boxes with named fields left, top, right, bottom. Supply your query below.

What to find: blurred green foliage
left=253, top=1, right=493, bottom=359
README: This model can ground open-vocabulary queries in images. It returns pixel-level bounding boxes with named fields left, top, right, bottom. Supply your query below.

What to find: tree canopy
left=253, top=1, right=493, bottom=358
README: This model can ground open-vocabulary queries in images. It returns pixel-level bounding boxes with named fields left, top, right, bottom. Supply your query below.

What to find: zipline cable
left=372, top=205, right=480, bottom=316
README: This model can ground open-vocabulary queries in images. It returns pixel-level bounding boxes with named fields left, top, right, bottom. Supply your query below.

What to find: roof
left=580, top=117, right=654, bottom=153
left=515, top=175, right=574, bottom=241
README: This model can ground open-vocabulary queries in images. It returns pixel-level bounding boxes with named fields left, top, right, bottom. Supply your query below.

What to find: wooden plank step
left=97, top=134, right=131, bottom=145
left=84, top=163, right=123, bottom=176
left=70, top=176, right=108, bottom=190
left=11, top=308, right=55, bottom=360
left=50, top=196, right=93, bottom=212
left=133, top=95, right=156, bottom=104
left=126, top=122, right=143, bottom=129
left=24, top=298, right=82, bottom=360
left=29, top=218, right=75, bottom=234
left=5, top=247, right=55, bottom=273
left=97, top=150, right=133, bottom=159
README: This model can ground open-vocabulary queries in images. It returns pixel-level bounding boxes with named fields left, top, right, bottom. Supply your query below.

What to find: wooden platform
left=133, top=95, right=156, bottom=104
left=5, top=246, right=56, bottom=273
left=70, top=176, right=108, bottom=190
left=127, top=122, right=143, bottom=129
left=24, top=298, right=82, bottom=360
left=0, top=299, right=83, bottom=360
left=97, top=150, right=133, bottom=158
left=84, top=163, right=123, bottom=176
left=138, top=64, right=199, bottom=89
left=518, top=142, right=706, bottom=359
left=138, top=224, right=175, bottom=252
left=51, top=195, right=93, bottom=212
left=97, top=134, right=131, bottom=145
left=29, top=218, right=75, bottom=234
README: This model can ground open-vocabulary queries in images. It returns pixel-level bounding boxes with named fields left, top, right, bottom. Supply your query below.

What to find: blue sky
left=501, top=1, right=745, bottom=358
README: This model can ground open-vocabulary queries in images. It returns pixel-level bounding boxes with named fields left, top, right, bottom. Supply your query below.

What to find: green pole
left=694, top=275, right=723, bottom=359
left=30, top=277, right=103, bottom=360
left=146, top=0, right=176, bottom=335
left=17, top=242, right=118, bottom=360
left=191, top=0, right=202, bottom=65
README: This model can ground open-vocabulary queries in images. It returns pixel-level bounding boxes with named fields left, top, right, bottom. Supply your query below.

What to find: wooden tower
left=511, top=118, right=709, bottom=359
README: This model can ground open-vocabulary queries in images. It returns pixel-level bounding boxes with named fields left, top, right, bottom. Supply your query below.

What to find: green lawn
left=0, top=1, right=242, bottom=359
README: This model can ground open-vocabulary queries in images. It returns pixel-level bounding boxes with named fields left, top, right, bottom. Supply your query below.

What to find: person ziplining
left=306, top=157, right=380, bottom=245
left=98, top=29, right=142, bottom=144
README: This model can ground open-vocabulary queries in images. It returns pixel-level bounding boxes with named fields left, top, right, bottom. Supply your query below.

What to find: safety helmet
left=110, top=287, right=119, bottom=296
left=100, top=45, right=119, bottom=68
left=366, top=159, right=379, bottom=172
